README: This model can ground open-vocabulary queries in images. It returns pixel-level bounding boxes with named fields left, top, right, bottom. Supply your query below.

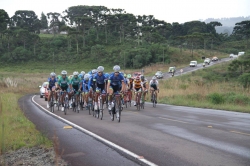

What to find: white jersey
left=149, top=80, right=159, bottom=86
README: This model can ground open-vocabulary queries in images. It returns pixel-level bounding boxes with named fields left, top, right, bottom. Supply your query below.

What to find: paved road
left=156, top=57, right=234, bottom=79
left=22, top=56, right=250, bottom=166
left=29, top=95, right=250, bottom=166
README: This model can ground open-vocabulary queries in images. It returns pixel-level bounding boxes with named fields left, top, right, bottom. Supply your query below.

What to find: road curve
left=19, top=95, right=143, bottom=166
left=30, top=94, right=250, bottom=166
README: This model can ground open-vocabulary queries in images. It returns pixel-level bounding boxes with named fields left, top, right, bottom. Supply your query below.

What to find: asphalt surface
left=21, top=56, right=250, bottom=166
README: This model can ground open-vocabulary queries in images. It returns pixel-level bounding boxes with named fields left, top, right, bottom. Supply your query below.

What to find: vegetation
left=157, top=55, right=250, bottom=113
left=0, top=75, right=52, bottom=154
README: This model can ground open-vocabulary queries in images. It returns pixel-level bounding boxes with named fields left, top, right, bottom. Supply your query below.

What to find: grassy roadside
left=0, top=74, right=52, bottom=154
left=157, top=61, right=250, bottom=113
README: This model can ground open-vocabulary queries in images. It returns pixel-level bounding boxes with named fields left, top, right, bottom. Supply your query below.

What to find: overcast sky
left=1, top=0, right=249, bottom=23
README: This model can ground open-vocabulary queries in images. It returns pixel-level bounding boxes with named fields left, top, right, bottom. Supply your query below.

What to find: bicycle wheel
left=50, top=94, right=54, bottom=113
left=57, top=95, right=60, bottom=111
left=153, top=93, right=156, bottom=108
left=136, top=94, right=140, bottom=111
left=88, top=103, right=91, bottom=115
left=141, top=94, right=144, bottom=109
left=116, top=97, right=121, bottom=122
left=99, top=96, right=103, bottom=120
left=77, top=100, right=79, bottom=113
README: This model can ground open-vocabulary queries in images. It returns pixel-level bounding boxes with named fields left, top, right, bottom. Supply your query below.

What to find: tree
left=233, top=20, right=250, bottom=49
left=11, top=10, right=41, bottom=33
left=0, top=9, right=10, bottom=47
left=47, top=12, right=61, bottom=35
left=40, top=12, right=48, bottom=29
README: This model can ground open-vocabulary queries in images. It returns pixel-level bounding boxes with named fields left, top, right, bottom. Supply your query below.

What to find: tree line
left=0, top=6, right=249, bottom=68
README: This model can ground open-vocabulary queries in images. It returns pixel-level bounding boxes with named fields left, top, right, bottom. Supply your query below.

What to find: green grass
left=157, top=59, right=250, bottom=113
left=0, top=93, right=52, bottom=154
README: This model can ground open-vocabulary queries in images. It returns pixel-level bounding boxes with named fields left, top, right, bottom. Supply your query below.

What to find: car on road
left=212, top=56, right=219, bottom=61
left=229, top=54, right=238, bottom=58
left=168, top=67, right=176, bottom=73
left=39, top=82, right=48, bottom=100
left=204, top=58, right=211, bottom=65
left=155, top=71, right=163, bottom=79
left=190, top=61, right=197, bottom=67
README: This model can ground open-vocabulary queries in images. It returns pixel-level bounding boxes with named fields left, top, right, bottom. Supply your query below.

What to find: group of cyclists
left=46, top=65, right=160, bottom=113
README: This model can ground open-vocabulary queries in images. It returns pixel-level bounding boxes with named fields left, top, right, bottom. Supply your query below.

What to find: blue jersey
left=109, top=73, right=124, bottom=86
left=48, top=77, right=57, bottom=88
left=93, top=73, right=107, bottom=85
left=88, top=75, right=94, bottom=90
left=82, top=79, right=89, bottom=92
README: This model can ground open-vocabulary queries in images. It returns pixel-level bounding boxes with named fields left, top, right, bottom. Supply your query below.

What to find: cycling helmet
left=152, top=76, right=156, bottom=80
left=81, top=71, right=85, bottom=75
left=113, top=65, right=120, bottom=72
left=73, top=71, right=79, bottom=76
left=50, top=72, right=56, bottom=77
left=140, top=75, right=145, bottom=80
left=97, top=66, right=104, bottom=72
left=127, top=74, right=132, bottom=79
left=84, top=73, right=90, bottom=80
left=61, top=70, right=67, bottom=75
left=124, top=74, right=127, bottom=78
left=105, top=73, right=109, bottom=78
left=92, top=69, right=97, bottom=74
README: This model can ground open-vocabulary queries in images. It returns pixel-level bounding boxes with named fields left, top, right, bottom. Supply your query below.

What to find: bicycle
left=49, top=86, right=56, bottom=113
left=79, top=92, right=84, bottom=110
left=96, top=90, right=106, bottom=120
left=135, top=90, right=142, bottom=111
left=125, top=89, right=132, bottom=107
left=110, top=92, right=122, bottom=122
left=86, top=91, right=94, bottom=115
left=61, top=91, right=69, bottom=115
left=56, top=90, right=61, bottom=111
left=71, top=90, right=80, bottom=113
left=140, top=90, right=147, bottom=109
left=151, top=90, right=158, bottom=108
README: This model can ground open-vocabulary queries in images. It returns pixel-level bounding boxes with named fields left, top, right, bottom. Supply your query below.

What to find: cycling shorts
left=109, top=85, right=120, bottom=93
left=135, top=88, right=142, bottom=92
left=96, top=83, right=105, bottom=92
left=150, top=84, right=157, bottom=90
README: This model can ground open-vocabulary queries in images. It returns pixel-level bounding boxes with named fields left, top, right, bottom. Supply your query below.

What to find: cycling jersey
left=70, top=77, right=81, bottom=90
left=150, top=80, right=159, bottom=90
left=88, top=75, right=95, bottom=90
left=109, top=73, right=124, bottom=86
left=82, top=79, right=89, bottom=93
left=48, top=77, right=57, bottom=90
left=141, top=79, right=148, bottom=89
left=93, top=73, right=107, bottom=92
left=133, top=80, right=142, bottom=89
left=58, top=77, right=70, bottom=91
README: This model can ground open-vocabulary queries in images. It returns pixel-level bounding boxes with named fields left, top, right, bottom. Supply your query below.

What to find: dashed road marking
left=32, top=95, right=158, bottom=166
left=230, top=131, right=250, bottom=136
left=158, top=117, right=188, bottom=124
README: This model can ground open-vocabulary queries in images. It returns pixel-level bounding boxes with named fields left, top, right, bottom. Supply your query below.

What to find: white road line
left=32, top=95, right=158, bottom=166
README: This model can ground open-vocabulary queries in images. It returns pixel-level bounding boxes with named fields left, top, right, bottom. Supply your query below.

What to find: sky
left=1, top=0, right=250, bottom=23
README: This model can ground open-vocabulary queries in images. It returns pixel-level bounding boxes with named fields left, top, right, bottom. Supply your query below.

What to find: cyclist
left=133, top=76, right=143, bottom=106
left=82, top=73, right=91, bottom=108
left=93, top=66, right=107, bottom=111
left=107, top=65, right=126, bottom=111
left=88, top=69, right=98, bottom=103
left=78, top=71, right=85, bottom=80
left=149, top=76, right=159, bottom=103
left=57, top=70, right=71, bottom=111
left=70, top=71, right=82, bottom=110
left=140, top=75, right=148, bottom=101
left=46, top=72, right=58, bottom=108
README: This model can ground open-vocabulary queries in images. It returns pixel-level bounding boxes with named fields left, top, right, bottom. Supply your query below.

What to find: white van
left=190, top=61, right=197, bottom=67
left=238, top=52, right=245, bottom=56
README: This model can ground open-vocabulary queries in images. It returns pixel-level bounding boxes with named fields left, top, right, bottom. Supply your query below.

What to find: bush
left=207, top=93, right=225, bottom=104
left=225, top=93, right=250, bottom=105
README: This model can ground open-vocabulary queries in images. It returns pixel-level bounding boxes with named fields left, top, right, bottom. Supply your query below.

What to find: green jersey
left=58, top=77, right=70, bottom=87
left=70, top=77, right=81, bottom=87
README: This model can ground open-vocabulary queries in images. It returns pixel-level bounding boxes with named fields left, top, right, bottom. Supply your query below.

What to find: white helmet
left=61, top=70, right=67, bottom=75
left=92, top=69, right=97, bottom=74
left=84, top=74, right=90, bottom=80
left=152, top=76, right=156, bottom=80
left=73, top=71, right=79, bottom=76
left=113, top=65, right=120, bottom=72
left=97, top=66, right=104, bottom=72
left=50, top=72, right=56, bottom=77
left=81, top=71, right=85, bottom=75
